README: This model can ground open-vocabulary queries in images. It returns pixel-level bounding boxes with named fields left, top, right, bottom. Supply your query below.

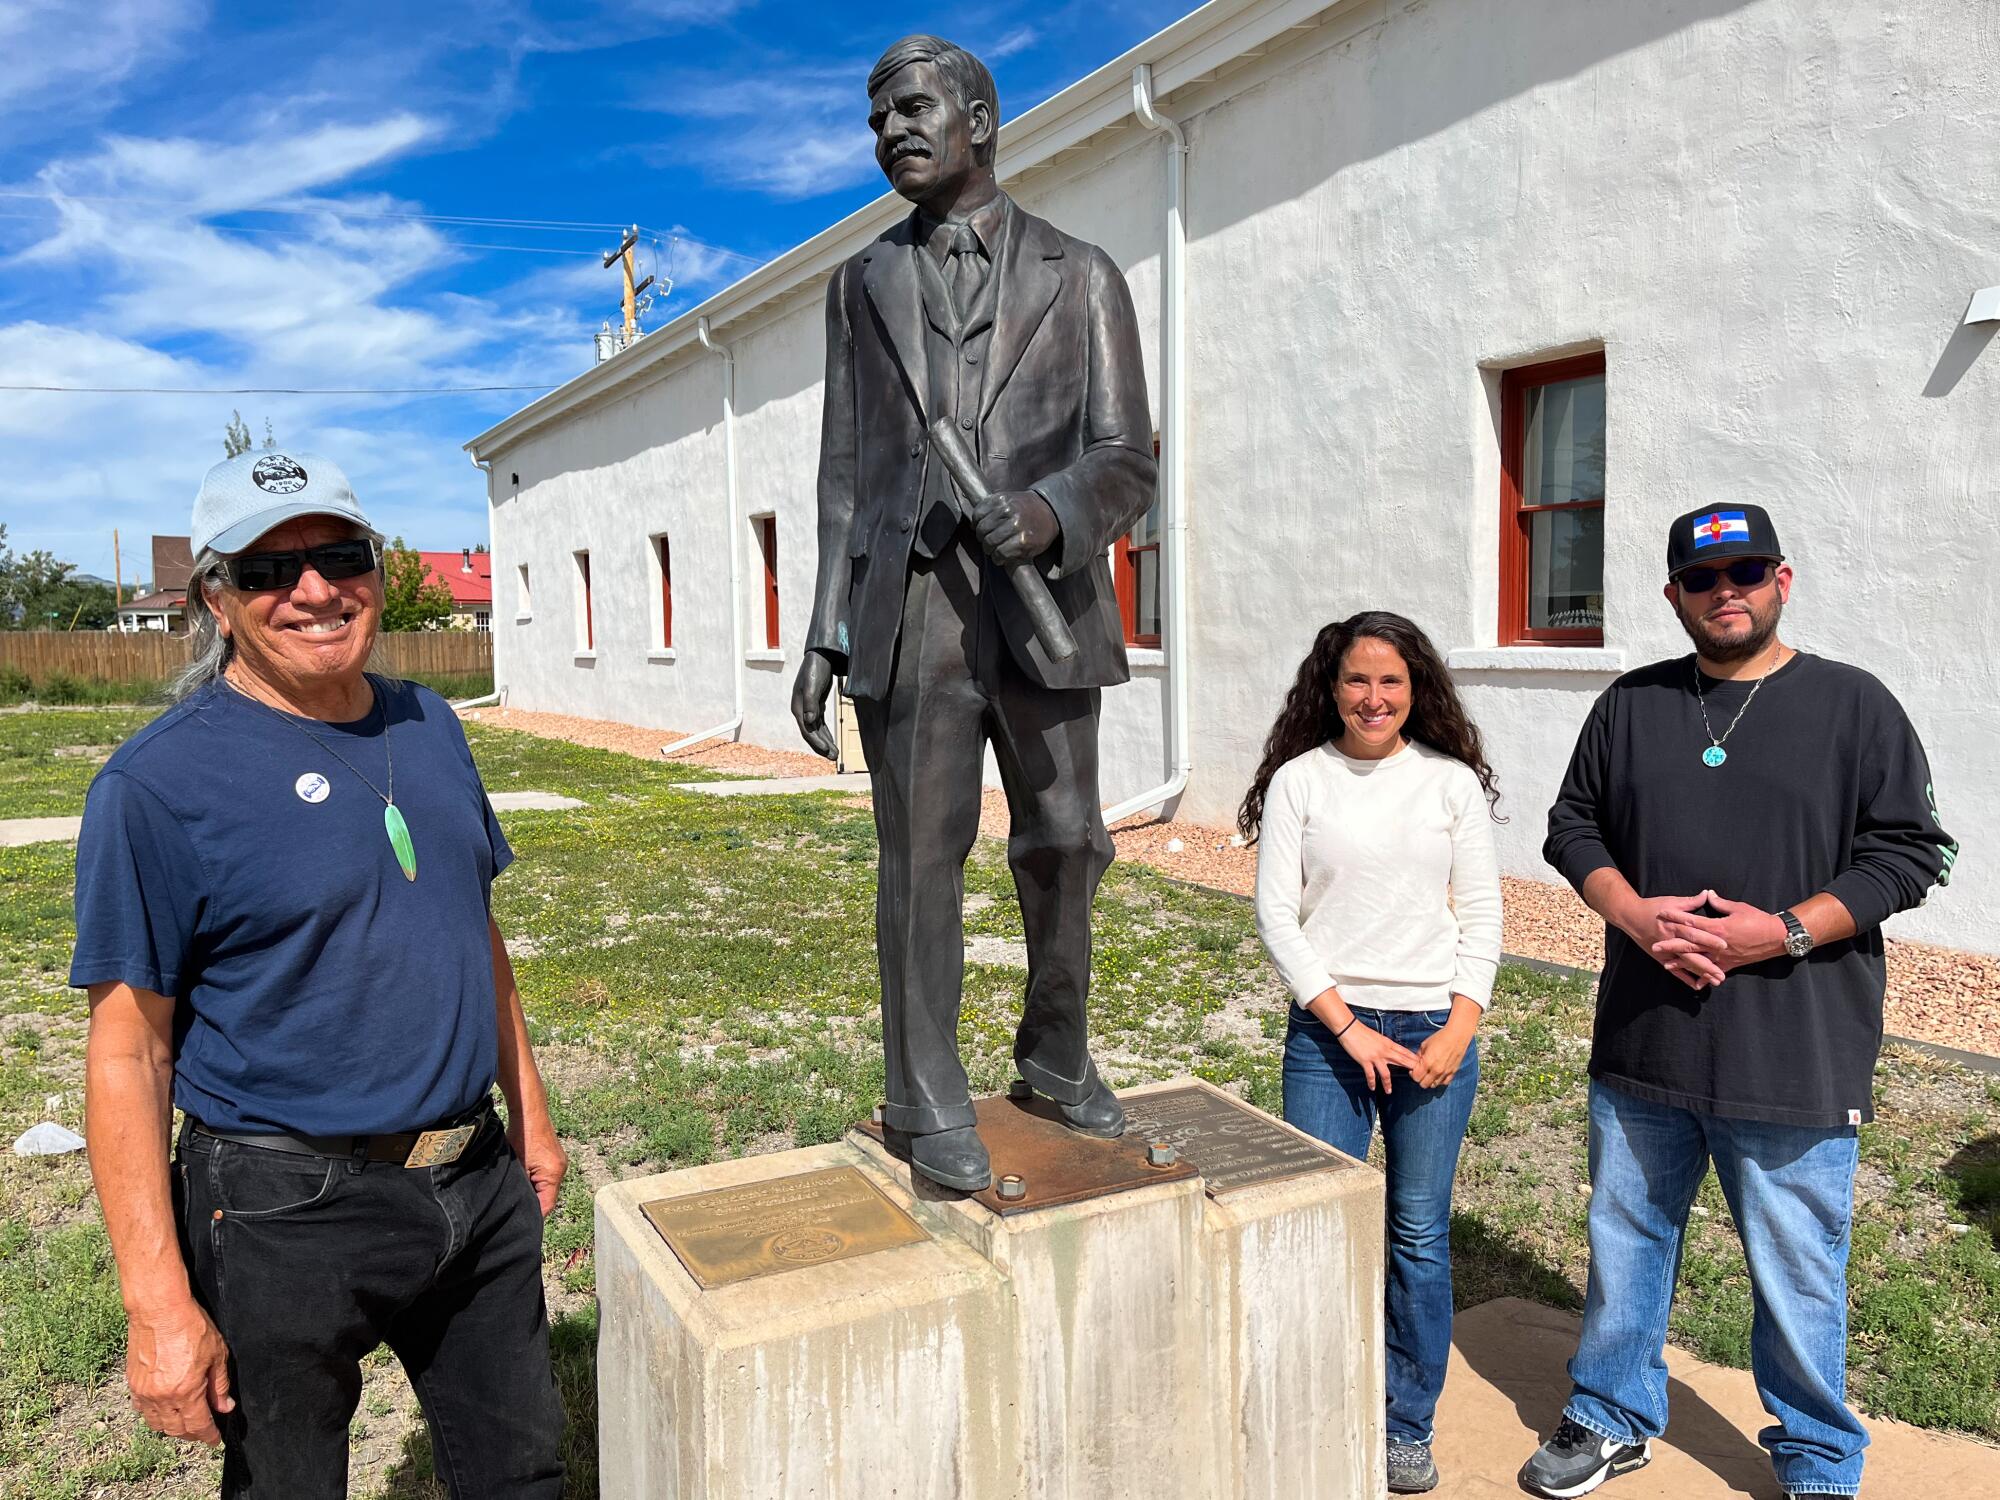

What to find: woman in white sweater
left=1241, top=610, right=1503, bottom=1497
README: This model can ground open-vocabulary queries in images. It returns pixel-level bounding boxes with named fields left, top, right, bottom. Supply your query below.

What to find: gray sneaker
left=1518, top=1417, right=1651, bottom=1497
left=1386, top=1438, right=1438, bottom=1494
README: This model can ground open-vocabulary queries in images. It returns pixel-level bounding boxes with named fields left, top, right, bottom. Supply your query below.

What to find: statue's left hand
left=972, top=489, right=1060, bottom=565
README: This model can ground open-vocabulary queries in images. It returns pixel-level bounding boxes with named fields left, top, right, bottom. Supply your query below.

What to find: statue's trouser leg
left=855, top=544, right=987, bottom=1135
left=986, top=656, right=1113, bottom=1108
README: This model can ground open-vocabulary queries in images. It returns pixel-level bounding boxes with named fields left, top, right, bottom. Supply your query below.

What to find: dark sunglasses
left=1675, top=558, right=1774, bottom=593
left=223, top=538, right=379, bottom=592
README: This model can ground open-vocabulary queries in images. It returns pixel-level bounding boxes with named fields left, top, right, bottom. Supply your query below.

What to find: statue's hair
left=867, top=35, right=999, bottom=166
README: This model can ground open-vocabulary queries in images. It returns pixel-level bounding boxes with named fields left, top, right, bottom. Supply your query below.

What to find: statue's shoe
left=891, top=1125, right=992, bottom=1192
left=1058, top=1080, right=1126, bottom=1139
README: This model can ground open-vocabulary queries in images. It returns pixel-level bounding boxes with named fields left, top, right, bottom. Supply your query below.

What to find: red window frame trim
left=1113, top=432, right=1164, bottom=648
left=656, top=534, right=673, bottom=649
left=757, top=516, right=778, bottom=650
left=1499, top=351, right=1606, bottom=646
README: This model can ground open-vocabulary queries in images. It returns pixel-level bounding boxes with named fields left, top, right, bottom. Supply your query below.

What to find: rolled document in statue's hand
left=927, top=419, right=1080, bottom=663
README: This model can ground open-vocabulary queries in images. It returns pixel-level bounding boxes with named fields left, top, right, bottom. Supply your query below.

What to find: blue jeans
left=1566, top=1080, right=1866, bottom=1497
left=1283, top=1005, right=1478, bottom=1445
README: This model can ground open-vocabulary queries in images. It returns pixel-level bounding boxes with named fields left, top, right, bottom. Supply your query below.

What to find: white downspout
left=1102, top=63, right=1191, bottom=827
left=456, top=450, right=506, bottom=711
left=663, top=316, right=748, bottom=756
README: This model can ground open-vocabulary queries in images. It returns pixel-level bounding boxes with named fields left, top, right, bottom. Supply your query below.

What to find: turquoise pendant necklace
left=1692, top=651, right=1781, bottom=770
left=231, top=677, right=416, bottom=881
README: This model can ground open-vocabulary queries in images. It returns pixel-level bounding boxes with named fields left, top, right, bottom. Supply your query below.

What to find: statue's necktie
left=944, top=223, right=986, bottom=325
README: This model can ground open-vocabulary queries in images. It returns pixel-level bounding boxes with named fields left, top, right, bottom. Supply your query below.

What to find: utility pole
left=602, top=225, right=653, bottom=346
left=112, top=528, right=123, bottom=609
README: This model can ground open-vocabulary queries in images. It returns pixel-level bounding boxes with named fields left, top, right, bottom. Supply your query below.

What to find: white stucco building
left=467, top=0, right=1997, bottom=954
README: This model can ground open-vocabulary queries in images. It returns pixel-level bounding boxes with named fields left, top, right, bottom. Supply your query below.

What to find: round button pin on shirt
left=295, top=772, right=331, bottom=804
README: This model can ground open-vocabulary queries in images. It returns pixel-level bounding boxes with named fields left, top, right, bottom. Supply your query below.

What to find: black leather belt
left=190, top=1103, right=495, bottom=1168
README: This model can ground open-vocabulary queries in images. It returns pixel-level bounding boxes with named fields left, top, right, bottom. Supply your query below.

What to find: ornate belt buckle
left=403, top=1123, right=477, bottom=1168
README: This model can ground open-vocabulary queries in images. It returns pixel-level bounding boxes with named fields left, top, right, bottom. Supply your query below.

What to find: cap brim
left=202, top=501, right=374, bottom=557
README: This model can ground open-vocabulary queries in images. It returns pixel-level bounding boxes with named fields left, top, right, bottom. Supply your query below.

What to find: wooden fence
left=0, top=630, right=492, bottom=684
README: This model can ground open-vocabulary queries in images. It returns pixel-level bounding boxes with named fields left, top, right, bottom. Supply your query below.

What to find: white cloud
left=32, top=115, right=436, bottom=219
left=0, top=0, right=203, bottom=117
left=985, top=26, right=1040, bottom=61
left=629, top=65, right=883, bottom=201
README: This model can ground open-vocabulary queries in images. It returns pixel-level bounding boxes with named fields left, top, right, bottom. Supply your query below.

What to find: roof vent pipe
left=1102, top=63, right=1191, bottom=828
left=663, top=316, right=748, bottom=757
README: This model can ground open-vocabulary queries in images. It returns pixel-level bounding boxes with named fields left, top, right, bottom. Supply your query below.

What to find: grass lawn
left=1, top=708, right=1995, bottom=1497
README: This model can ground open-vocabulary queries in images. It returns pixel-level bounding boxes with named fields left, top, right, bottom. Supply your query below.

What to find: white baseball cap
left=191, top=449, right=374, bottom=556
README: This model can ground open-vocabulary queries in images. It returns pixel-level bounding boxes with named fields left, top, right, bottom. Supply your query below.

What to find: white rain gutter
left=662, top=316, right=747, bottom=757
left=456, top=450, right=506, bottom=711
left=1103, top=63, right=1192, bottom=827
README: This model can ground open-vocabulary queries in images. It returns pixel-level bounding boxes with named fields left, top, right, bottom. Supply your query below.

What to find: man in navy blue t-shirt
left=73, top=449, right=565, bottom=1499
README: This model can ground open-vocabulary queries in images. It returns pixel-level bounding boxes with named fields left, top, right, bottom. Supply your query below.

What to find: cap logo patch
left=252, top=455, right=308, bottom=494
left=1692, top=510, right=1750, bottom=549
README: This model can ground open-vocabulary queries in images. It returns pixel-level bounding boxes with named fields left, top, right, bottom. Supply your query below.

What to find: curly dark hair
left=1236, top=610, right=1503, bottom=841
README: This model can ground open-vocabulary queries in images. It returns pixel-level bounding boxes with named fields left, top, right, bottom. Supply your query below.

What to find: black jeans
left=174, top=1113, right=565, bottom=1499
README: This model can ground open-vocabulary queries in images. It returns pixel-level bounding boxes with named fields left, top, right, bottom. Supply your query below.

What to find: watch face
left=1786, top=932, right=1814, bottom=957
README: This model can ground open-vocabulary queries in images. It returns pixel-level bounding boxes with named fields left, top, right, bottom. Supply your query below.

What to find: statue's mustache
left=890, top=140, right=930, bottom=161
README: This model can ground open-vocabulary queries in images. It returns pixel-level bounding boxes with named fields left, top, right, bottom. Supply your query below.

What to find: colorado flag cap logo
left=1692, top=511, right=1751, bottom=549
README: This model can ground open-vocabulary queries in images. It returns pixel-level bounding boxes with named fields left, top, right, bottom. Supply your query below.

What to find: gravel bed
left=464, top=709, right=1999, bottom=1058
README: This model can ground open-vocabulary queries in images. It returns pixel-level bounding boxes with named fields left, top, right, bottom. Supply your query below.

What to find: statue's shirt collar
left=917, top=193, right=1010, bottom=262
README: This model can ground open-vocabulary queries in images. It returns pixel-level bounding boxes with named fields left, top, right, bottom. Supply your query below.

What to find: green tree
left=379, top=537, right=456, bottom=632
left=0, top=527, right=118, bottom=630
left=224, top=410, right=252, bottom=458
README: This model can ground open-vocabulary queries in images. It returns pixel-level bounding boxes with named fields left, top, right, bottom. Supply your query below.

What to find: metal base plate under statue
left=594, top=1078, right=1385, bottom=1500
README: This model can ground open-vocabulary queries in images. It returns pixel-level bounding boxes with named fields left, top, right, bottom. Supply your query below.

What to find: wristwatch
left=1778, top=909, right=1814, bottom=959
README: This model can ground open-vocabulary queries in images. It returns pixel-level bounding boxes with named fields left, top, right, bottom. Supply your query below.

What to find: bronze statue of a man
left=792, top=34, right=1157, bottom=1191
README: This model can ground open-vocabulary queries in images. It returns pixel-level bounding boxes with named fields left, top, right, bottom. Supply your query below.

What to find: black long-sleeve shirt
left=1544, top=652, right=1956, bottom=1126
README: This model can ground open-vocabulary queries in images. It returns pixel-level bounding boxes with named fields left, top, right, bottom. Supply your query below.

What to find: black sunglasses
left=1675, top=558, right=1774, bottom=593
left=223, top=538, right=379, bottom=592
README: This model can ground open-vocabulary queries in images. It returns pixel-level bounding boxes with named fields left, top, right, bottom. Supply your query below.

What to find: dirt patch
left=458, top=706, right=829, bottom=778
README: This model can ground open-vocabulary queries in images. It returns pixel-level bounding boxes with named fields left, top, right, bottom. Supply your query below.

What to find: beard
left=1675, top=589, right=1782, bottom=663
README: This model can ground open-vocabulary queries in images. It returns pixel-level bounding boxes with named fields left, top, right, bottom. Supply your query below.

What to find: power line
left=0, top=383, right=562, bottom=395
left=186, top=221, right=608, bottom=256
left=0, top=190, right=631, bottom=234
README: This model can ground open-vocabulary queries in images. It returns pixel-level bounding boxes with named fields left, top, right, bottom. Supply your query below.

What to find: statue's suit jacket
left=805, top=199, right=1158, bottom=702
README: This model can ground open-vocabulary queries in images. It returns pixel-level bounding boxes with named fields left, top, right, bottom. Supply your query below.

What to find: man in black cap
left=1519, top=505, right=1957, bottom=1500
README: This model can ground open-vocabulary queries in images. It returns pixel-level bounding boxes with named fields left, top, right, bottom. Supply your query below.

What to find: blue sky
left=0, top=0, right=1189, bottom=584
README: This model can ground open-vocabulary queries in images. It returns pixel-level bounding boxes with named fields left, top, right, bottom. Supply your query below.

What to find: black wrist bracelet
left=1332, top=1015, right=1358, bottom=1039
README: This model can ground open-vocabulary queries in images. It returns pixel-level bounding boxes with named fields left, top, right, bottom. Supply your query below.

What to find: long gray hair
left=172, top=531, right=386, bottom=701
left=171, top=548, right=234, bottom=701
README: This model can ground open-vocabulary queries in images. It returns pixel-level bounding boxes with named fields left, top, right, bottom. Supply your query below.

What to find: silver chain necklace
left=228, top=676, right=417, bottom=880
left=1693, top=649, right=1784, bottom=768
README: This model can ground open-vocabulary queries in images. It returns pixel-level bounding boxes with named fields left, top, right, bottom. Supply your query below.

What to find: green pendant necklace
left=231, top=676, right=416, bottom=881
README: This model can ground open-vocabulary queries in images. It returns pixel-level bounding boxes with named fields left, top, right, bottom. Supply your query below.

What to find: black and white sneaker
left=1517, top=1417, right=1652, bottom=1497
left=1386, top=1438, right=1439, bottom=1493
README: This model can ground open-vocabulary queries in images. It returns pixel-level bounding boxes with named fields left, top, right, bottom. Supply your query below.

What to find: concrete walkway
left=486, top=791, right=585, bottom=812
left=1433, top=1298, right=2000, bottom=1497
left=677, top=772, right=871, bottom=797
left=0, top=790, right=584, bottom=847
left=0, top=816, right=80, bottom=847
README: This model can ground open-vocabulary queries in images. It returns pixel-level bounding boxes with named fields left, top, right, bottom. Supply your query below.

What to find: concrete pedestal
left=595, top=1078, right=1383, bottom=1500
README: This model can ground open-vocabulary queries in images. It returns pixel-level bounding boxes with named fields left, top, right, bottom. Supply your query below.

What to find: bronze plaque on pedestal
left=856, top=1093, right=1201, bottom=1216
left=641, top=1166, right=929, bottom=1289
left=1119, top=1085, right=1349, bottom=1196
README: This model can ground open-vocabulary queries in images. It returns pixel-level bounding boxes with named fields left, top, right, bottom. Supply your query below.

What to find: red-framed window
left=1500, top=352, right=1606, bottom=645
left=1114, top=433, right=1164, bottom=647
left=756, top=516, right=778, bottom=649
left=654, top=533, right=673, bottom=648
left=574, top=550, right=593, bottom=650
